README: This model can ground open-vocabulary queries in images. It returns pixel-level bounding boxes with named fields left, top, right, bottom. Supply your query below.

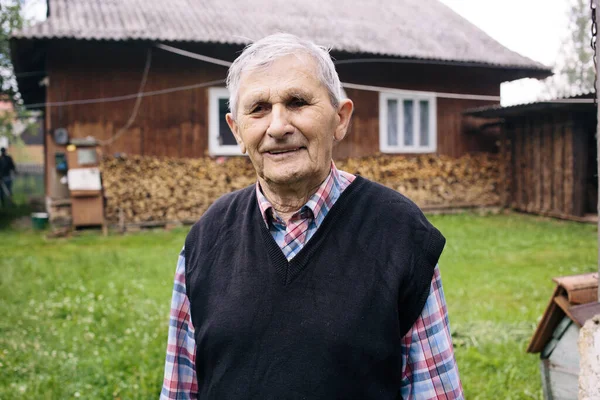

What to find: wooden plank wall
left=507, top=112, right=591, bottom=218
left=46, top=42, right=504, bottom=159
left=333, top=92, right=498, bottom=159
left=44, top=41, right=508, bottom=196
left=45, top=42, right=228, bottom=197
left=585, top=118, right=598, bottom=212
left=46, top=42, right=222, bottom=159
left=332, top=88, right=379, bottom=158
left=334, top=61, right=503, bottom=159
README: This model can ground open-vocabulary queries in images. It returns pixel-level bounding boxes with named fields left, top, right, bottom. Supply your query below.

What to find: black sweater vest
left=184, top=176, right=446, bottom=399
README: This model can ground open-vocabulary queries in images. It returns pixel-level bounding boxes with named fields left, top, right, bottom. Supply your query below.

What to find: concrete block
left=579, top=314, right=600, bottom=399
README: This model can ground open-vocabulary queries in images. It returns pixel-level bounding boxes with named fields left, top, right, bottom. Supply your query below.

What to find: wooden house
left=10, top=0, right=550, bottom=205
left=466, top=92, right=597, bottom=221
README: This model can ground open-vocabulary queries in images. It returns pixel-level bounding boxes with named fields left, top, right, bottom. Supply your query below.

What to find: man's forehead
left=241, top=52, right=316, bottom=75
left=236, top=55, right=323, bottom=104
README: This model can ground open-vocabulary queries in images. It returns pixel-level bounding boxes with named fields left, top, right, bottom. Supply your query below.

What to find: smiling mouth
left=267, top=147, right=304, bottom=155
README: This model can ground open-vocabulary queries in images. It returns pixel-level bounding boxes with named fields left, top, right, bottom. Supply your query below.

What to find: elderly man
left=162, top=33, right=463, bottom=399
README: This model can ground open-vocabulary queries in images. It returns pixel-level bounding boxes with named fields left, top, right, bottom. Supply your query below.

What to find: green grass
left=11, top=174, right=44, bottom=204
left=0, top=203, right=34, bottom=228
left=0, top=212, right=597, bottom=399
left=433, top=213, right=597, bottom=399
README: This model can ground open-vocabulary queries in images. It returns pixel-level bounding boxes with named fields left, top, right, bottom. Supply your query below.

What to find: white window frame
left=379, top=91, right=437, bottom=153
left=208, top=87, right=244, bottom=156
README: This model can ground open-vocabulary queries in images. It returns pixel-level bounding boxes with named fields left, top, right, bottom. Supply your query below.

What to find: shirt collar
left=255, top=162, right=344, bottom=227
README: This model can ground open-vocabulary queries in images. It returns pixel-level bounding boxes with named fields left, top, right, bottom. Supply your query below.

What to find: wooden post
left=577, top=7, right=600, bottom=399
left=579, top=316, right=600, bottom=399
left=596, top=1, right=600, bottom=301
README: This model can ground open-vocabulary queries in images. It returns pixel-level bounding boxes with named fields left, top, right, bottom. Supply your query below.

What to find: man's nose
left=266, top=104, right=293, bottom=139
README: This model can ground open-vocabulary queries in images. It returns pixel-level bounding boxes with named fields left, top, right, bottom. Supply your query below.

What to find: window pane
left=387, top=99, right=398, bottom=146
left=403, top=100, right=414, bottom=146
left=218, top=98, right=237, bottom=145
left=420, top=100, right=429, bottom=147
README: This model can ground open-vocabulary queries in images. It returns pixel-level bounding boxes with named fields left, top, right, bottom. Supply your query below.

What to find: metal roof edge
left=10, top=34, right=552, bottom=76
left=464, top=92, right=595, bottom=118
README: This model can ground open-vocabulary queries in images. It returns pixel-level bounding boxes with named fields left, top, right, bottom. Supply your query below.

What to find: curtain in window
left=403, top=100, right=414, bottom=146
left=419, top=100, right=429, bottom=147
left=387, top=99, right=398, bottom=146
left=218, top=98, right=237, bottom=145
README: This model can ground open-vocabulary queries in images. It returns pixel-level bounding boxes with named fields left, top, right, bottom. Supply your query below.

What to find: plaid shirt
left=161, top=165, right=463, bottom=399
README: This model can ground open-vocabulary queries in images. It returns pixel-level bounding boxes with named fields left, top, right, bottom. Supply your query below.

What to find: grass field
left=0, top=212, right=597, bottom=399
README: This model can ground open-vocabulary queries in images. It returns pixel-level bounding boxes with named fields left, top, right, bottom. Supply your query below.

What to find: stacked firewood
left=101, top=155, right=256, bottom=223
left=337, top=153, right=502, bottom=208
left=100, top=153, right=502, bottom=223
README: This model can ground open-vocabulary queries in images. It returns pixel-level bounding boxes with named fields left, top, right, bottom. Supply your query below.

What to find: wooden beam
left=499, top=124, right=510, bottom=208
left=563, top=118, right=575, bottom=215
left=514, top=209, right=597, bottom=224
left=554, top=119, right=565, bottom=214
left=553, top=295, right=579, bottom=326
left=572, top=115, right=589, bottom=217
left=596, top=1, right=600, bottom=301
left=534, top=117, right=542, bottom=212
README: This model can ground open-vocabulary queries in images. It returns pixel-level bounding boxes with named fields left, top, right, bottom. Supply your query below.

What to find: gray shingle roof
left=12, top=0, right=548, bottom=71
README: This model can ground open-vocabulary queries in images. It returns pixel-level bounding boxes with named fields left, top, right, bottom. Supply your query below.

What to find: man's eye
left=250, top=104, right=267, bottom=114
left=289, top=98, right=308, bottom=108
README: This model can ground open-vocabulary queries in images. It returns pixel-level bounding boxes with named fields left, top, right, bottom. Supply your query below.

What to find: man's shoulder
left=188, top=184, right=255, bottom=231
left=356, top=178, right=445, bottom=282
left=184, top=184, right=255, bottom=257
left=208, top=184, right=255, bottom=212
left=356, top=177, right=442, bottom=244
left=358, top=177, right=423, bottom=217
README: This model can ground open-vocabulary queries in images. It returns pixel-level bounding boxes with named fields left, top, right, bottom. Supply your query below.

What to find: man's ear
left=226, top=113, right=247, bottom=154
left=333, top=99, right=354, bottom=142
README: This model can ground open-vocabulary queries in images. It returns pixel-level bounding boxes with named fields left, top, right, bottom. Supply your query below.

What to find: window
left=379, top=92, right=436, bottom=153
left=208, top=87, right=243, bottom=156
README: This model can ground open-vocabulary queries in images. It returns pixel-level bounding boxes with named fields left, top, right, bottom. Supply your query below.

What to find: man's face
left=226, top=54, right=353, bottom=189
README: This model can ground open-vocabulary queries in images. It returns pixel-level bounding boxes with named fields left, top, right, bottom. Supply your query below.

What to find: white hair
left=226, top=33, right=343, bottom=119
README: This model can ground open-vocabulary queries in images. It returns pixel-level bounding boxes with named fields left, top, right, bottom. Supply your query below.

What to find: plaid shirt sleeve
left=400, top=265, right=464, bottom=399
left=160, top=249, right=198, bottom=399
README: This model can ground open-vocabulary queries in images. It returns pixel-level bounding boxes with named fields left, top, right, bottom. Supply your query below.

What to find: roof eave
left=9, top=34, right=552, bottom=108
left=464, top=100, right=595, bottom=119
left=10, top=37, right=47, bottom=108
left=11, top=33, right=551, bottom=77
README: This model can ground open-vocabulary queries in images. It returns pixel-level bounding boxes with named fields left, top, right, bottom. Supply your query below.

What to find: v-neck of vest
left=255, top=175, right=368, bottom=286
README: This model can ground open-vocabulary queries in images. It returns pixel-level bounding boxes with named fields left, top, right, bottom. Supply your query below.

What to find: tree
left=0, top=0, right=38, bottom=147
left=0, top=0, right=25, bottom=104
left=543, top=0, right=595, bottom=98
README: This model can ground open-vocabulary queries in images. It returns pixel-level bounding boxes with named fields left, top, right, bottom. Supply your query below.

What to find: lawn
left=0, top=212, right=597, bottom=399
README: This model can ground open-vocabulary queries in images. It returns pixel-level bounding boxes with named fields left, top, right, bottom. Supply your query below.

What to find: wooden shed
left=466, top=93, right=597, bottom=221
left=527, top=273, right=600, bottom=400
left=10, top=0, right=551, bottom=204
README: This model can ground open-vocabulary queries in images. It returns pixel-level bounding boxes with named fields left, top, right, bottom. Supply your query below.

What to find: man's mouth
left=266, top=147, right=304, bottom=155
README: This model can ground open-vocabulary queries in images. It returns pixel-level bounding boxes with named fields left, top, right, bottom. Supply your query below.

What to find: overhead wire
left=13, top=70, right=47, bottom=78
left=22, top=43, right=593, bottom=110
left=156, top=43, right=233, bottom=67
left=24, top=78, right=227, bottom=109
left=340, top=82, right=501, bottom=102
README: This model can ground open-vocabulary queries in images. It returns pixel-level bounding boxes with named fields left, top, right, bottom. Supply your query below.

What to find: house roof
left=527, top=272, right=599, bottom=354
left=464, top=90, right=595, bottom=118
left=12, top=0, right=549, bottom=72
